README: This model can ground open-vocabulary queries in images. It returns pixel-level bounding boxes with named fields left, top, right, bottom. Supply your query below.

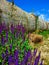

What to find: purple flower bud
left=21, top=26, right=26, bottom=34
left=2, top=52, right=5, bottom=59
left=27, top=62, right=30, bottom=65
left=33, top=51, right=41, bottom=65
left=14, top=49, right=19, bottom=59
left=8, top=55, right=13, bottom=65
left=0, top=23, right=2, bottom=34
left=16, top=24, right=21, bottom=31
left=1, top=34, right=5, bottom=45
left=5, top=47, right=8, bottom=56
left=15, top=32, right=20, bottom=38
left=33, top=48, right=37, bottom=57
left=40, top=59, right=43, bottom=65
left=33, top=57, right=39, bottom=65
left=6, top=32, right=8, bottom=42
left=21, top=34, right=25, bottom=41
left=27, top=50, right=31, bottom=57
left=20, top=54, right=28, bottom=65
left=15, top=59, right=19, bottom=65
left=20, top=50, right=31, bottom=65
left=20, top=60, right=25, bottom=65
left=14, top=49, right=19, bottom=65
left=9, top=44, right=12, bottom=52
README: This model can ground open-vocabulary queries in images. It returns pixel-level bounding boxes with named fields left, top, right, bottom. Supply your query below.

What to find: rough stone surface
left=0, top=0, right=49, bottom=31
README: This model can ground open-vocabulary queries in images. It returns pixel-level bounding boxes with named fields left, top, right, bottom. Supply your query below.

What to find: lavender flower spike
left=33, top=51, right=41, bottom=65
left=14, top=49, right=19, bottom=65
left=33, top=48, right=37, bottom=57
left=40, top=59, right=44, bottom=65
left=8, top=55, right=13, bottom=65
left=9, top=44, right=12, bottom=52
left=2, top=52, right=5, bottom=60
left=6, top=32, right=8, bottom=42
left=0, top=23, right=2, bottom=34
left=1, top=34, right=5, bottom=45
left=5, top=47, right=8, bottom=56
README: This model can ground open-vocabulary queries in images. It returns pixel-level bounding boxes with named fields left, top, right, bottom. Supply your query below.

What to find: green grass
left=38, top=30, right=49, bottom=38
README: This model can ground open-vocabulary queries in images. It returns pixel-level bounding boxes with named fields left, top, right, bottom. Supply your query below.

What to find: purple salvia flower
left=2, top=52, right=5, bottom=60
left=27, top=50, right=32, bottom=65
left=33, top=51, right=41, bottom=65
left=14, top=49, right=19, bottom=65
left=8, top=62, right=15, bottom=65
left=20, top=60, right=25, bottom=65
left=21, top=26, right=26, bottom=34
left=33, top=56, right=39, bottom=65
left=0, top=23, right=2, bottom=34
left=20, top=50, right=31, bottom=65
left=20, top=56, right=27, bottom=65
left=37, top=51, right=41, bottom=60
left=5, top=47, right=8, bottom=56
left=15, top=24, right=26, bottom=39
left=33, top=48, right=37, bottom=57
left=21, top=33, right=25, bottom=41
left=16, top=24, right=21, bottom=31
left=27, top=50, right=31, bottom=58
left=21, top=24, right=26, bottom=40
left=15, top=31, right=20, bottom=38
left=9, top=44, right=12, bottom=52
left=1, top=34, right=5, bottom=45
left=15, top=59, right=19, bottom=65
left=14, top=49, right=19, bottom=59
left=8, top=54, right=13, bottom=65
left=20, top=53, right=28, bottom=65
left=5, top=32, right=8, bottom=42
left=40, top=59, right=43, bottom=65
left=2, top=57, right=6, bottom=65
left=27, top=62, right=30, bottom=65
left=15, top=24, right=21, bottom=38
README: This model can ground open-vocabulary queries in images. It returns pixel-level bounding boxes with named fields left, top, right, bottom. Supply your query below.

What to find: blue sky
left=7, top=0, right=49, bottom=22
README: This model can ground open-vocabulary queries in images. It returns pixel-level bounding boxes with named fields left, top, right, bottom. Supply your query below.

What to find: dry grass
left=28, top=33, right=49, bottom=65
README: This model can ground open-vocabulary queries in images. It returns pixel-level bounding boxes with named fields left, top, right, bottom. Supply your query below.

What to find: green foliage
left=0, top=29, right=33, bottom=63
left=38, top=30, right=49, bottom=38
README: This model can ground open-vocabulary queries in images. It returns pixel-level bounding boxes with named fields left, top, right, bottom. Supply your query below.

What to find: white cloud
left=29, top=10, right=49, bottom=22
left=39, top=14, right=45, bottom=20
left=39, top=14, right=49, bottom=22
